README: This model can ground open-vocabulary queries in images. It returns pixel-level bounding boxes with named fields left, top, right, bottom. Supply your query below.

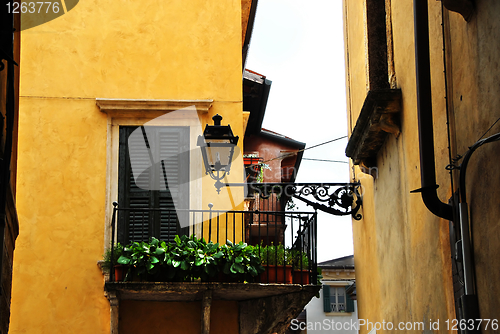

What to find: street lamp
left=197, top=114, right=239, bottom=193
left=197, top=115, right=363, bottom=219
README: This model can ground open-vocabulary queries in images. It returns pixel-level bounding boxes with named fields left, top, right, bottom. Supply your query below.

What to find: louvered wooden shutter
left=345, top=286, right=355, bottom=312
left=156, top=127, right=189, bottom=242
left=323, top=285, right=331, bottom=312
left=118, top=126, right=189, bottom=244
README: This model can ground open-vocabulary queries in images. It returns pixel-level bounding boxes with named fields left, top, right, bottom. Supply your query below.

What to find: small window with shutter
left=323, top=284, right=355, bottom=313
left=117, top=126, right=189, bottom=244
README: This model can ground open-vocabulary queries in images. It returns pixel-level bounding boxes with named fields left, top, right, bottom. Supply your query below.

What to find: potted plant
left=109, top=235, right=266, bottom=283
left=288, top=249, right=310, bottom=284
left=243, top=155, right=262, bottom=174
left=218, top=240, right=264, bottom=282
left=117, top=238, right=166, bottom=281
left=166, top=234, right=221, bottom=282
left=103, top=243, right=125, bottom=281
left=257, top=243, right=292, bottom=284
left=243, top=155, right=263, bottom=195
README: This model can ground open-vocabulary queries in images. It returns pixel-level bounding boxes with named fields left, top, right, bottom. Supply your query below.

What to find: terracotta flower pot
left=114, top=265, right=125, bottom=282
left=292, top=270, right=310, bottom=284
left=260, top=265, right=292, bottom=284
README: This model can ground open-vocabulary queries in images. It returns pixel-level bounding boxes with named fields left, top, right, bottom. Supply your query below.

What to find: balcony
left=103, top=205, right=320, bottom=334
left=106, top=205, right=318, bottom=286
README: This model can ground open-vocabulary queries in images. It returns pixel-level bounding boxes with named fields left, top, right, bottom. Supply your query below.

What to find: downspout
left=456, top=133, right=500, bottom=326
left=412, top=0, right=480, bottom=329
left=411, top=0, right=453, bottom=221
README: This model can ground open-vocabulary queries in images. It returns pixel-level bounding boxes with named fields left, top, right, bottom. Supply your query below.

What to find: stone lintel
left=96, top=98, right=213, bottom=117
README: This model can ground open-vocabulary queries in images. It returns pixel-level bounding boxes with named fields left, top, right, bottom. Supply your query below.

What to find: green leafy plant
left=288, top=249, right=310, bottom=270
left=257, top=242, right=288, bottom=266
left=316, top=267, right=323, bottom=285
left=256, top=162, right=271, bottom=183
left=315, top=267, right=323, bottom=297
left=219, top=240, right=264, bottom=281
left=102, top=243, right=124, bottom=270
left=117, top=237, right=167, bottom=281
left=166, top=234, right=222, bottom=282
left=111, top=235, right=265, bottom=283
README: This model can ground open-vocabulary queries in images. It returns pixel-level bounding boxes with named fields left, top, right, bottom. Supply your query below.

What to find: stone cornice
left=345, top=89, right=402, bottom=171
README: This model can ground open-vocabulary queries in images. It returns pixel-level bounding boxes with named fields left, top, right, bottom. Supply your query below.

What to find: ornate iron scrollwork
left=252, top=183, right=363, bottom=220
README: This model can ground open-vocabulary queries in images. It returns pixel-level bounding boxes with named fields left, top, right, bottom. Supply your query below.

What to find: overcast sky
left=246, top=0, right=354, bottom=262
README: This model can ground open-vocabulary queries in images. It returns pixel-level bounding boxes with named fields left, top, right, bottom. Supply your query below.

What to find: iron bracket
left=226, top=182, right=363, bottom=220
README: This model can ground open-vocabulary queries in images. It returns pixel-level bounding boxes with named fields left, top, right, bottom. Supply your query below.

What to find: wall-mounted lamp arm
left=225, top=182, right=363, bottom=219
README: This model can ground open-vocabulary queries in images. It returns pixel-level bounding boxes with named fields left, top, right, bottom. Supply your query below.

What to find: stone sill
left=324, top=312, right=353, bottom=316
left=345, top=89, right=402, bottom=169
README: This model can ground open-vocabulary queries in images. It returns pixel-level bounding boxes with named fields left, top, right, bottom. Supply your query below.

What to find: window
left=97, top=98, right=211, bottom=249
left=323, top=285, right=355, bottom=313
left=117, top=126, right=189, bottom=244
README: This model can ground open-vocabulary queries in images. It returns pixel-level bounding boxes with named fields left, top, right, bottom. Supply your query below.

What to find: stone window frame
left=323, top=281, right=356, bottom=315
left=96, top=98, right=212, bottom=250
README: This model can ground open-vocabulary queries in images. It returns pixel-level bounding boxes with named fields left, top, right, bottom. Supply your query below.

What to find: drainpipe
left=456, top=133, right=500, bottom=328
left=411, top=0, right=453, bottom=221
left=412, top=0, right=480, bottom=330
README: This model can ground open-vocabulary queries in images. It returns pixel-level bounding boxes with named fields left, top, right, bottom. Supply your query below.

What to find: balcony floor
left=105, top=281, right=319, bottom=302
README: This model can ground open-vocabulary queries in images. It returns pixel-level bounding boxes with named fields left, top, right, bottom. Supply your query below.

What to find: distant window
left=331, top=286, right=346, bottom=312
left=323, top=285, right=355, bottom=313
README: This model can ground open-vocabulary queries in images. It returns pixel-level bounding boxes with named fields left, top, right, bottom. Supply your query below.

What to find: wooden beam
left=201, top=290, right=213, bottom=334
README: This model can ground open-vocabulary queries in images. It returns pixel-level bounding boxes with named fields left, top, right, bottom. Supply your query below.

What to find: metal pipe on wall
left=412, top=0, right=480, bottom=330
left=411, top=0, right=454, bottom=221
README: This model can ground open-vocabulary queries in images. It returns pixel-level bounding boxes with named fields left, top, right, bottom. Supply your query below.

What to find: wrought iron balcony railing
left=109, top=203, right=318, bottom=285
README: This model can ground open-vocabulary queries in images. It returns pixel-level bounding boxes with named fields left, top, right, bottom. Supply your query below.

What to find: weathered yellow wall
left=445, top=0, right=500, bottom=326
left=341, top=0, right=500, bottom=332
left=343, top=0, right=369, bottom=130
left=20, top=1, right=242, bottom=101
left=12, top=98, right=110, bottom=333
left=119, top=300, right=239, bottom=334
left=343, top=1, right=383, bottom=330
left=11, top=0, right=244, bottom=333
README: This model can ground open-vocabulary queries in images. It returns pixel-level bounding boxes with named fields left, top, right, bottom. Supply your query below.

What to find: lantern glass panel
left=205, top=141, right=235, bottom=171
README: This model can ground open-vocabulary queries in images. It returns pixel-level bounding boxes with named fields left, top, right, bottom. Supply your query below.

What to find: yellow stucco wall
left=11, top=1, right=244, bottom=333
left=342, top=0, right=500, bottom=332
left=445, top=1, right=500, bottom=325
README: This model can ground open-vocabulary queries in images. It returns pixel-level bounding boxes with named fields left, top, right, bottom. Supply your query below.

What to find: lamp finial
left=212, top=114, right=222, bottom=126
